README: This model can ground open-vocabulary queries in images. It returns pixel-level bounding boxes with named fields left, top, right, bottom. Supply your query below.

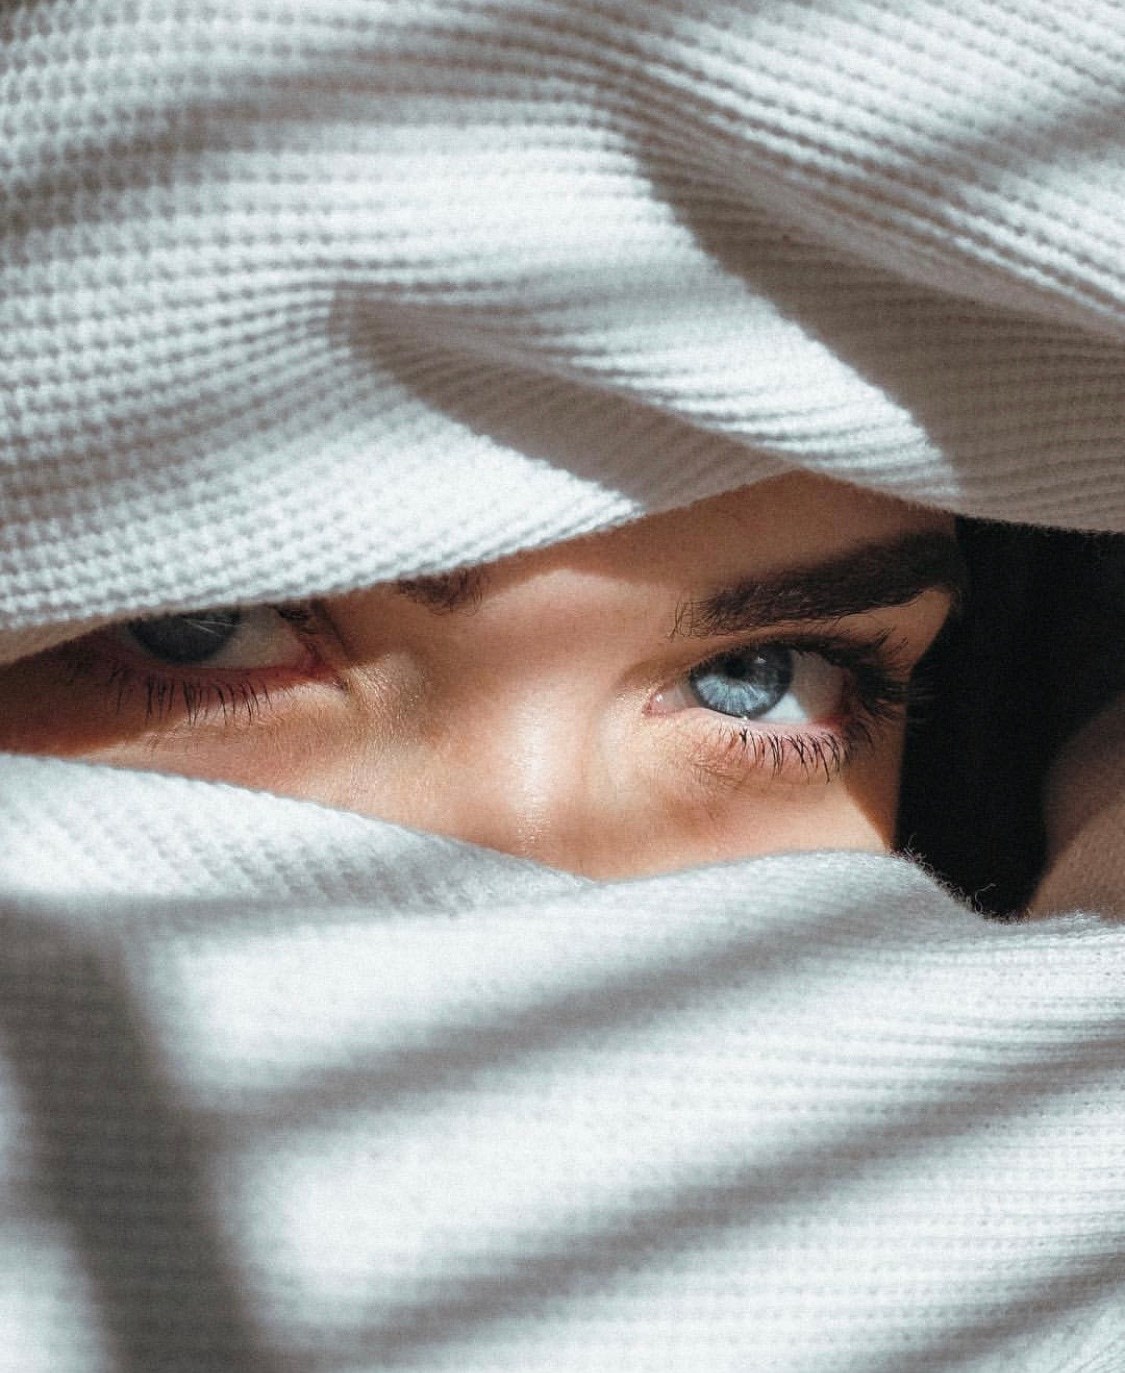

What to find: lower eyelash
left=692, top=653, right=911, bottom=786
left=64, top=648, right=281, bottom=728
left=141, top=671, right=273, bottom=726
left=59, top=601, right=339, bottom=729
left=705, top=714, right=875, bottom=785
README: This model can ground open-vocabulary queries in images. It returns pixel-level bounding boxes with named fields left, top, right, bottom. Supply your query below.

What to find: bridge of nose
left=363, top=564, right=667, bottom=865
left=419, top=685, right=625, bottom=864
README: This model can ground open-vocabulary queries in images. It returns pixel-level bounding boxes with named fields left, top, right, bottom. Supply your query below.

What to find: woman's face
left=0, top=474, right=962, bottom=879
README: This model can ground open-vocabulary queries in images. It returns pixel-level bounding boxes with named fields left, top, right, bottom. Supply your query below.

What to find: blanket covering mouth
left=1, top=2, right=1125, bottom=1370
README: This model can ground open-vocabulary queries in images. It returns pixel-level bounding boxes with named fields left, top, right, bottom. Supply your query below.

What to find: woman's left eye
left=656, top=644, right=846, bottom=723
left=112, top=606, right=310, bottom=671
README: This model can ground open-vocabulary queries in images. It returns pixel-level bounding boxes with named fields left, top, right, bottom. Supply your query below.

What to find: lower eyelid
left=686, top=720, right=852, bottom=784
left=658, top=678, right=904, bottom=787
left=58, top=636, right=342, bottom=731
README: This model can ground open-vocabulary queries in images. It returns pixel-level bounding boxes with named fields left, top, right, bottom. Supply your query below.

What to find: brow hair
left=669, top=531, right=968, bottom=639
left=394, top=567, right=490, bottom=613
left=392, top=531, right=966, bottom=630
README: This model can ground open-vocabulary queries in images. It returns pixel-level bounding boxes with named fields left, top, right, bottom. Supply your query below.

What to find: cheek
left=834, top=717, right=906, bottom=849
left=667, top=721, right=906, bottom=865
left=70, top=720, right=359, bottom=801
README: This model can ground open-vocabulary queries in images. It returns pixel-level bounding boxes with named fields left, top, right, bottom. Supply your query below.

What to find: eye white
left=752, top=651, right=845, bottom=723
left=654, top=649, right=846, bottom=723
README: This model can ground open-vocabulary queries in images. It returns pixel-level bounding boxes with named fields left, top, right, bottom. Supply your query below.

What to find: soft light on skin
left=0, top=474, right=958, bottom=879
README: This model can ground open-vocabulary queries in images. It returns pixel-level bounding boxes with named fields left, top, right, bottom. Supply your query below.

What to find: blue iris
left=688, top=645, right=793, bottom=718
left=128, top=610, right=242, bottom=665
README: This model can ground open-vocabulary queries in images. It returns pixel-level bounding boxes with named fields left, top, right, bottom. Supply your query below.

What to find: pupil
left=128, top=609, right=242, bottom=665
left=689, top=645, right=793, bottom=718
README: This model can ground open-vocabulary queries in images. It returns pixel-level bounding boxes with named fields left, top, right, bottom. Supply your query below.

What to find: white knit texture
left=2, top=0, right=1125, bottom=661
left=2, top=3, right=1125, bottom=1370
left=3, top=761, right=1125, bottom=1372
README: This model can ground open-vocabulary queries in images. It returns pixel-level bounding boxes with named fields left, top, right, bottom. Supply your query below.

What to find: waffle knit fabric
left=1, top=2, right=1124, bottom=1370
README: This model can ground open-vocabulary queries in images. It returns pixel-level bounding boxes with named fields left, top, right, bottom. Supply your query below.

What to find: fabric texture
left=1, top=2, right=1125, bottom=1369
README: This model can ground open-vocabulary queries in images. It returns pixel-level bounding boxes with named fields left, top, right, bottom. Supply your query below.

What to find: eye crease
left=670, top=531, right=967, bottom=639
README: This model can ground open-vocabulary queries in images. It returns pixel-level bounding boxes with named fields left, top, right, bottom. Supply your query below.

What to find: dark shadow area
left=899, top=520, right=1125, bottom=916
left=0, top=902, right=273, bottom=1373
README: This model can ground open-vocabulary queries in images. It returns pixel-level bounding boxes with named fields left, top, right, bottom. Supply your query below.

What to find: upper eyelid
left=670, top=586, right=958, bottom=646
left=679, top=594, right=950, bottom=685
left=683, top=628, right=911, bottom=677
left=669, top=534, right=967, bottom=640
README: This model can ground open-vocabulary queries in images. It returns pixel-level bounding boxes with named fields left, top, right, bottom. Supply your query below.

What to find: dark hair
left=896, top=519, right=1125, bottom=919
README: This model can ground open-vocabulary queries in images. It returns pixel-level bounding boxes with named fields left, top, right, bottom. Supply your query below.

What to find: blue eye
left=127, top=610, right=242, bottom=665
left=115, top=606, right=309, bottom=672
left=688, top=646, right=793, bottom=718
left=671, top=643, right=847, bottom=725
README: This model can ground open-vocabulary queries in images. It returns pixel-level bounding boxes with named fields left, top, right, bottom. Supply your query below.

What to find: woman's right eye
left=113, top=606, right=311, bottom=671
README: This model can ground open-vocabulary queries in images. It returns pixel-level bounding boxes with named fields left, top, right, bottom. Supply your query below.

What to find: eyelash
left=62, top=606, right=329, bottom=728
left=63, top=612, right=911, bottom=783
left=675, top=631, right=911, bottom=786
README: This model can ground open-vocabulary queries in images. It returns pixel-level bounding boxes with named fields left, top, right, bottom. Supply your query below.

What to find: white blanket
left=2, top=3, right=1124, bottom=1369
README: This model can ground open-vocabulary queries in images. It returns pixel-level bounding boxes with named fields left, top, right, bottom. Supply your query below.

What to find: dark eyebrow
left=669, top=531, right=967, bottom=639
left=394, top=566, right=490, bottom=613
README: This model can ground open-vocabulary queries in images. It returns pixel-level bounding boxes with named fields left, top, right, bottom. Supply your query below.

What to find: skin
left=0, top=473, right=957, bottom=879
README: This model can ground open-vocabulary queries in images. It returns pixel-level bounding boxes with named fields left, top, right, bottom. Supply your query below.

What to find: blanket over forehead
left=1, top=2, right=1124, bottom=1370
left=2, top=0, right=1125, bottom=658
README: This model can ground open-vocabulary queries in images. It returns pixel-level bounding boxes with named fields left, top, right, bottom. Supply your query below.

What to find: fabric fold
left=3, top=810, right=1124, bottom=1370
left=3, top=3, right=1125, bottom=1369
